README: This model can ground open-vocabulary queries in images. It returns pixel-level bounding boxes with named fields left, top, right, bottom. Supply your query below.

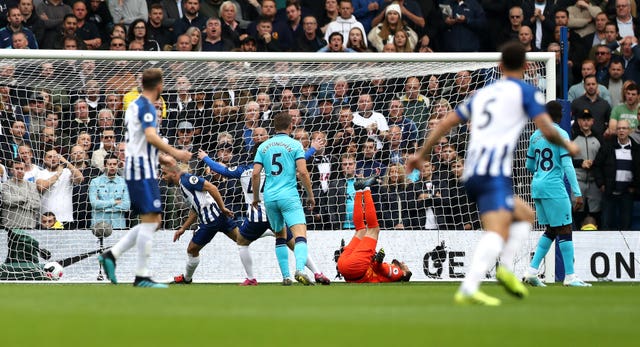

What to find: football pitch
left=1, top=282, right=637, bottom=347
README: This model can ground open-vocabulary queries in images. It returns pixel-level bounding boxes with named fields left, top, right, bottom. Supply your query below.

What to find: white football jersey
left=456, top=77, right=546, bottom=181
left=124, top=95, right=159, bottom=181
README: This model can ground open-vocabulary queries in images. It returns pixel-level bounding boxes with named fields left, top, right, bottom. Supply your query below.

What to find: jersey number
left=271, top=153, right=283, bottom=176
left=247, top=177, right=265, bottom=193
left=477, top=98, right=495, bottom=130
left=534, top=148, right=554, bottom=171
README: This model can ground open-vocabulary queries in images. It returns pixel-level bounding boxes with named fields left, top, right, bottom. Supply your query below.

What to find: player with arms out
left=198, top=140, right=331, bottom=285
left=252, top=113, right=316, bottom=285
left=407, top=41, right=580, bottom=305
left=336, top=176, right=412, bottom=283
left=160, top=156, right=240, bottom=284
left=98, top=68, right=192, bottom=288
left=524, top=101, right=591, bottom=287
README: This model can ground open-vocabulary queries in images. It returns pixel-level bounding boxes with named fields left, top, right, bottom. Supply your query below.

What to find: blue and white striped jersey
left=178, top=173, right=223, bottom=225
left=124, top=95, right=159, bottom=181
left=202, top=157, right=268, bottom=223
left=456, top=77, right=546, bottom=181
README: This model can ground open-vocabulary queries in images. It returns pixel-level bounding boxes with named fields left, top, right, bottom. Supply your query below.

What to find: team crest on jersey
left=143, top=112, right=154, bottom=122
left=153, top=199, right=161, bottom=208
left=392, top=268, right=399, bottom=275
left=534, top=91, right=545, bottom=105
left=506, top=196, right=514, bottom=208
left=228, top=166, right=237, bottom=172
left=189, top=175, right=199, bottom=185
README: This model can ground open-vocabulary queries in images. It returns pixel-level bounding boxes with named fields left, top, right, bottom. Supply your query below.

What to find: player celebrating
left=159, top=157, right=240, bottom=284
left=336, top=176, right=412, bottom=283
left=99, top=68, right=192, bottom=288
left=199, top=145, right=331, bottom=286
left=524, top=101, right=591, bottom=287
left=252, top=113, right=316, bottom=285
left=407, top=41, right=580, bottom=305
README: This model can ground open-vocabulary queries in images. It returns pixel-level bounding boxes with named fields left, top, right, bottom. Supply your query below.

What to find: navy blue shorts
left=239, top=220, right=272, bottom=241
left=191, top=217, right=237, bottom=246
left=126, top=178, right=162, bottom=215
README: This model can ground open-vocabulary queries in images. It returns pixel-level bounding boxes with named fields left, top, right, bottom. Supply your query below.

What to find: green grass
left=1, top=282, right=638, bottom=347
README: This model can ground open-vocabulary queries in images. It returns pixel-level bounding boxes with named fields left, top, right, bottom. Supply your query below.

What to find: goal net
left=0, top=51, right=554, bottom=282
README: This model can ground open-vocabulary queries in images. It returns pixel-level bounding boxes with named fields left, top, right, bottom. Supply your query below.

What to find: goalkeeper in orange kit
left=336, top=175, right=412, bottom=283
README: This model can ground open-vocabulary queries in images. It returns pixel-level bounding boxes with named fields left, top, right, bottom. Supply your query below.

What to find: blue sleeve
left=562, top=154, right=581, bottom=197
left=455, top=100, right=471, bottom=122
left=521, top=83, right=546, bottom=120
left=254, top=145, right=264, bottom=165
left=304, top=147, right=316, bottom=161
left=203, top=156, right=245, bottom=179
left=180, top=173, right=205, bottom=191
left=138, top=101, right=157, bottom=129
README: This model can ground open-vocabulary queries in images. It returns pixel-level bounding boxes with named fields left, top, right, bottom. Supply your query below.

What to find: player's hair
left=545, top=100, right=563, bottom=124
left=142, top=68, right=163, bottom=90
left=500, top=41, right=526, bottom=71
left=273, top=112, right=292, bottom=131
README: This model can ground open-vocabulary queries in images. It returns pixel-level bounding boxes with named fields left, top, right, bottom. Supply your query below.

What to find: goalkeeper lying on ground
left=336, top=175, right=412, bottom=283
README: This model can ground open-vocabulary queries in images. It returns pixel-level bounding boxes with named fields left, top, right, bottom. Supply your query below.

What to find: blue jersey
left=178, top=173, right=224, bottom=225
left=124, top=95, right=159, bottom=181
left=456, top=77, right=545, bottom=181
left=254, top=133, right=306, bottom=202
left=526, top=125, right=581, bottom=199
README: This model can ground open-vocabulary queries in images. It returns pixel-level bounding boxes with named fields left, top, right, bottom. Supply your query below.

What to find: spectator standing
left=19, top=0, right=45, bottom=45
left=567, top=0, right=601, bottom=38
left=324, top=0, right=367, bottom=48
left=127, top=18, right=160, bottom=51
left=295, top=15, right=325, bottom=51
left=89, top=155, right=130, bottom=229
left=202, top=17, right=233, bottom=51
left=148, top=3, right=173, bottom=49
left=0, top=7, right=38, bottom=49
left=593, top=119, right=640, bottom=230
left=440, top=0, right=486, bottom=52
left=379, top=163, right=410, bottom=230
left=108, top=0, right=147, bottom=26
left=1, top=160, right=41, bottom=230
left=607, top=60, right=626, bottom=106
left=36, top=0, right=72, bottom=44
left=609, top=82, right=640, bottom=135
left=570, top=75, right=611, bottom=137
left=367, top=2, right=416, bottom=52
left=172, top=0, right=208, bottom=37
left=571, top=110, right=603, bottom=229
left=72, top=0, right=101, bottom=49
left=35, top=148, right=83, bottom=227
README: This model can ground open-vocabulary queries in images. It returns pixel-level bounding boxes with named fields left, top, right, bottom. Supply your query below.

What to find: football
left=92, top=221, right=113, bottom=239
left=44, top=262, right=64, bottom=280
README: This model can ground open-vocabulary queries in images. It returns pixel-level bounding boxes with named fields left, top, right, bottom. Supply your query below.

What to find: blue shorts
left=264, top=197, right=306, bottom=233
left=239, top=220, right=271, bottom=241
left=191, top=217, right=237, bottom=246
left=464, top=175, right=514, bottom=214
left=534, top=198, right=572, bottom=227
left=126, top=179, right=162, bottom=215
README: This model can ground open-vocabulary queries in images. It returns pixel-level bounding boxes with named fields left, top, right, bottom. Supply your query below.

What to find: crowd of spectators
left=1, top=0, right=640, bottom=232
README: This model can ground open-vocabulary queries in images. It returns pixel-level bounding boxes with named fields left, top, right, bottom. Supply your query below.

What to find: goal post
left=0, top=50, right=555, bottom=283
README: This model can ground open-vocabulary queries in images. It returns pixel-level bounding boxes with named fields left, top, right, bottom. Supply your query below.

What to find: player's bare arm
left=203, top=180, right=234, bottom=218
left=144, top=127, right=192, bottom=162
left=174, top=210, right=198, bottom=242
left=533, top=113, right=580, bottom=156
left=251, top=163, right=263, bottom=209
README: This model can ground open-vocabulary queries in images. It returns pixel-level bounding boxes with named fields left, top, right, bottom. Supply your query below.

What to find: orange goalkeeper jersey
left=350, top=262, right=406, bottom=283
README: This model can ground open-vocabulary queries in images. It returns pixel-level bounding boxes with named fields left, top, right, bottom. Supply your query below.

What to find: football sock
left=528, top=234, right=554, bottom=275
left=305, top=253, right=319, bottom=274
left=294, top=236, right=308, bottom=272
left=238, top=245, right=254, bottom=279
left=500, top=221, right=531, bottom=271
left=363, top=189, right=379, bottom=228
left=558, top=234, right=575, bottom=276
left=110, top=224, right=140, bottom=258
left=275, top=238, right=290, bottom=278
left=460, top=231, right=504, bottom=295
left=353, top=191, right=365, bottom=230
left=135, top=223, right=157, bottom=277
left=185, top=254, right=199, bottom=281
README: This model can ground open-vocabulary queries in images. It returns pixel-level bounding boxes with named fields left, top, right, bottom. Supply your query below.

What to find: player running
left=98, top=68, right=192, bottom=288
left=336, top=175, right=412, bottom=283
left=160, top=156, right=240, bottom=284
left=523, top=101, right=591, bottom=287
left=407, top=42, right=580, bottom=305
left=197, top=132, right=331, bottom=285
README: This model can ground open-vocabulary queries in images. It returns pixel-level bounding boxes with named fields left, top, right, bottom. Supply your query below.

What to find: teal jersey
left=254, top=133, right=306, bottom=202
left=526, top=125, right=571, bottom=199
